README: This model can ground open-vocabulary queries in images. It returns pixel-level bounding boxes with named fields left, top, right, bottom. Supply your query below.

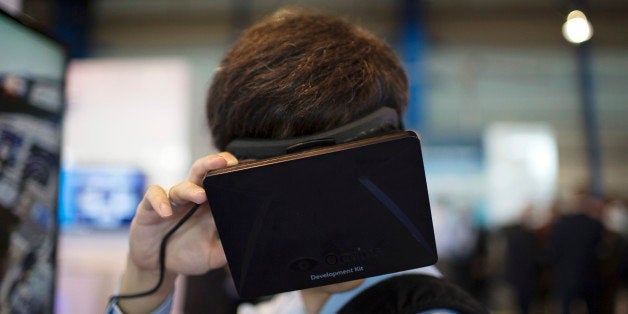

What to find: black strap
left=225, top=107, right=400, bottom=159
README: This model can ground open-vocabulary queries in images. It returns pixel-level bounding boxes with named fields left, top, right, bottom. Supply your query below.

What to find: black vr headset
left=202, top=106, right=437, bottom=298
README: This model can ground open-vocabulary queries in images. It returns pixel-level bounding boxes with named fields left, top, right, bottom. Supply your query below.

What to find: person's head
left=205, top=7, right=407, bottom=296
left=206, top=7, right=408, bottom=151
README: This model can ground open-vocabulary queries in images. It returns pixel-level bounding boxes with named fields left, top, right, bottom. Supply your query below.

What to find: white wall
left=63, top=58, right=192, bottom=187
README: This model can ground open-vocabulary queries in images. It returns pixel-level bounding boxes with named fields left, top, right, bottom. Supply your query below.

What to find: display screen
left=0, top=9, right=66, bottom=313
left=59, top=166, right=144, bottom=229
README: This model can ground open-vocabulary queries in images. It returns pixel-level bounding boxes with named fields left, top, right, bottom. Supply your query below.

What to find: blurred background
left=1, top=0, right=627, bottom=313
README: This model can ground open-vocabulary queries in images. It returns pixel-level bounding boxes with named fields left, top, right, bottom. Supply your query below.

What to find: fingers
left=217, top=152, right=239, bottom=166
left=139, top=185, right=173, bottom=218
left=187, top=152, right=238, bottom=184
left=168, top=181, right=207, bottom=208
left=170, top=152, right=237, bottom=209
left=136, top=153, right=238, bottom=221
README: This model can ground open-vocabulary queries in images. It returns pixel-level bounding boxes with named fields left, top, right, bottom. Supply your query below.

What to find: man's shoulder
left=338, top=274, right=488, bottom=314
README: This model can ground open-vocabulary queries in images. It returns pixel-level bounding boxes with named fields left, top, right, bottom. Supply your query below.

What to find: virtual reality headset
left=203, top=107, right=437, bottom=298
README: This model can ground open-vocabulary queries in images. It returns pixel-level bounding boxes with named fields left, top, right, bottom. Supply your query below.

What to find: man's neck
left=300, top=288, right=331, bottom=314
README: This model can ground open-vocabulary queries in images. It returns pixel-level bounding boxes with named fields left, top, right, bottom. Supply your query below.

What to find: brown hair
left=206, top=8, right=408, bottom=150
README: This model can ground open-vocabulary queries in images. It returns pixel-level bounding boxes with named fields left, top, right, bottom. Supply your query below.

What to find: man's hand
left=118, top=152, right=238, bottom=313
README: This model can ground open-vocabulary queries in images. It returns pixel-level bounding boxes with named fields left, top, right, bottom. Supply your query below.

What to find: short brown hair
left=206, top=8, right=408, bottom=150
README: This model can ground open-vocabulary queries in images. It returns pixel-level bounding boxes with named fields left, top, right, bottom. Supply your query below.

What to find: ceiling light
left=562, top=10, right=593, bottom=44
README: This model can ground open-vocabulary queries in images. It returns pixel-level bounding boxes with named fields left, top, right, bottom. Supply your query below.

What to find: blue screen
left=59, top=167, right=144, bottom=229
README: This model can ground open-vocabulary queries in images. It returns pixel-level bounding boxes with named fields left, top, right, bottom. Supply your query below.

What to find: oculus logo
left=289, top=247, right=383, bottom=272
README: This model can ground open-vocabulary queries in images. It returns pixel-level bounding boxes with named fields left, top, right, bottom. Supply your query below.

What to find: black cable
left=107, top=203, right=202, bottom=309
